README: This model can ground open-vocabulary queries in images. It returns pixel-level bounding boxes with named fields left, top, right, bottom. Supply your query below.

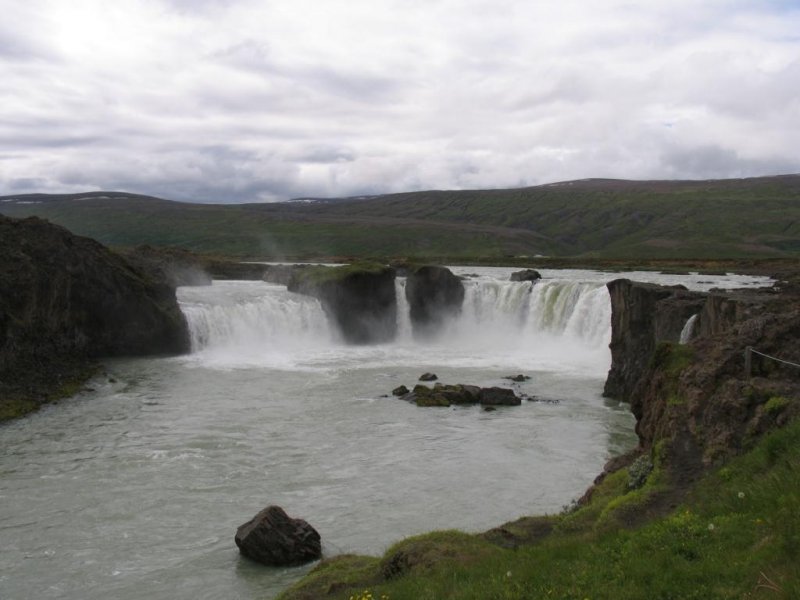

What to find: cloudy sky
left=1, top=0, right=798, bottom=202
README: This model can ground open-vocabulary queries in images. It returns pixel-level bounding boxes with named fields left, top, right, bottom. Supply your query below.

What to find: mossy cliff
left=0, top=216, right=189, bottom=421
left=278, top=274, right=800, bottom=599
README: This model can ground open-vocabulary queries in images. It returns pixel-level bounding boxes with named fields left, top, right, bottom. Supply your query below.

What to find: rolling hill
left=1, top=175, right=799, bottom=259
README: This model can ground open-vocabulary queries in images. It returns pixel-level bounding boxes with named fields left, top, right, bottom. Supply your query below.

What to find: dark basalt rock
left=400, top=383, right=519, bottom=407
left=392, top=385, right=410, bottom=396
left=479, top=387, right=522, bottom=406
left=0, top=216, right=190, bottom=419
left=602, top=276, right=800, bottom=467
left=405, top=266, right=465, bottom=338
left=510, top=269, right=541, bottom=282
left=235, top=505, right=321, bottom=567
left=603, top=279, right=706, bottom=401
left=504, top=374, right=531, bottom=382
left=418, top=372, right=438, bottom=381
left=288, top=264, right=397, bottom=344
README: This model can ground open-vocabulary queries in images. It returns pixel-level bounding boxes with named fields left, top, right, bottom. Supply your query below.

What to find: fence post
left=744, top=346, right=752, bottom=379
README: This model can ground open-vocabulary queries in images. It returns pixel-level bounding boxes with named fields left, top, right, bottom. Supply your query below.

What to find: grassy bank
left=280, top=417, right=800, bottom=599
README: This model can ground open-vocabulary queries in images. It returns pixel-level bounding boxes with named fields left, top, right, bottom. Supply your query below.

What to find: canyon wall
left=604, top=277, right=800, bottom=468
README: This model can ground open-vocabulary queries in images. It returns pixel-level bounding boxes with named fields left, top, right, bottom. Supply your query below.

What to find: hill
left=1, top=175, right=799, bottom=259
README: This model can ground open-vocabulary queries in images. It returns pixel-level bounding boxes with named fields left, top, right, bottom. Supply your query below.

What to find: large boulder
left=235, top=505, right=322, bottom=567
left=288, top=263, right=397, bottom=344
left=405, top=266, right=465, bottom=338
left=479, top=387, right=522, bottom=406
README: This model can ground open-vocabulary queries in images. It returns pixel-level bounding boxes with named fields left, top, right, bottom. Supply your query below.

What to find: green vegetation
left=0, top=362, right=99, bottom=422
left=765, top=396, right=791, bottom=415
left=1, top=175, right=799, bottom=260
left=280, top=418, right=800, bottom=599
left=291, top=262, right=389, bottom=286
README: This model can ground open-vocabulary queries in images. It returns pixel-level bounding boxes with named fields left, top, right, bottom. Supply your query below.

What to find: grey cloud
left=659, top=144, right=800, bottom=180
left=0, top=17, right=55, bottom=62
left=4, top=177, right=51, bottom=191
left=294, top=146, right=357, bottom=164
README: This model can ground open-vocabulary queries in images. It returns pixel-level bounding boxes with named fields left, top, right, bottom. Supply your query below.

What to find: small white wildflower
left=738, top=491, right=746, bottom=499
left=506, top=570, right=512, bottom=578
left=708, top=523, right=715, bottom=531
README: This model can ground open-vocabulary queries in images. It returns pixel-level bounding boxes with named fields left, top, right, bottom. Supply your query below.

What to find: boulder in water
left=401, top=383, right=518, bottom=407
left=235, top=505, right=321, bottom=567
left=510, top=269, right=541, bottom=282
left=392, top=385, right=410, bottom=396
left=504, top=374, right=531, bottom=382
left=434, top=383, right=481, bottom=404
left=412, top=384, right=450, bottom=407
left=479, top=387, right=522, bottom=406
left=419, top=372, right=438, bottom=381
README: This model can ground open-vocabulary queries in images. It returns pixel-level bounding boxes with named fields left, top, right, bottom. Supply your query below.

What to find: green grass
left=279, top=418, right=800, bottom=599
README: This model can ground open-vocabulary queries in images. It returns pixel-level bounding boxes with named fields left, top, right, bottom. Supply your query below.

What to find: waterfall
left=395, top=278, right=413, bottom=341
left=457, top=279, right=612, bottom=347
left=679, top=314, right=698, bottom=344
left=176, top=275, right=612, bottom=373
left=178, top=281, right=333, bottom=355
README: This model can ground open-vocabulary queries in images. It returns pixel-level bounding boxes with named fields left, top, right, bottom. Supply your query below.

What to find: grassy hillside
left=1, top=175, right=799, bottom=259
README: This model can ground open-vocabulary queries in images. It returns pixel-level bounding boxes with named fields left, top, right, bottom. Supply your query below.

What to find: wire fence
left=745, top=346, right=800, bottom=377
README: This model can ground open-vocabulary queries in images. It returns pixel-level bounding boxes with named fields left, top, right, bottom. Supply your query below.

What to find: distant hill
left=1, top=175, right=799, bottom=259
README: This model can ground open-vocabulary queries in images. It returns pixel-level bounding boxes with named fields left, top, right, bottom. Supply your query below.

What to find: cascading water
left=680, top=314, right=699, bottom=344
left=394, top=277, right=413, bottom=341
left=178, top=276, right=614, bottom=375
left=178, top=281, right=334, bottom=367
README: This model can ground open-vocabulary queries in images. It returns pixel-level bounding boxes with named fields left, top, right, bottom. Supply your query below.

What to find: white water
left=0, top=267, right=773, bottom=600
left=680, top=314, right=699, bottom=344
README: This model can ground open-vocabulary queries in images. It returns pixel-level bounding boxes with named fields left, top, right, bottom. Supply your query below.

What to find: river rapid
left=0, top=267, right=772, bottom=599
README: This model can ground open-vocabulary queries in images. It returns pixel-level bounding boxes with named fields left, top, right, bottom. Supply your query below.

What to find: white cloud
left=0, top=0, right=798, bottom=201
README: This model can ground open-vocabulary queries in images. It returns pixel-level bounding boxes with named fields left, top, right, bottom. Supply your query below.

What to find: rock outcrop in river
left=288, top=263, right=397, bottom=344
left=0, top=216, right=189, bottom=420
left=405, top=265, right=465, bottom=338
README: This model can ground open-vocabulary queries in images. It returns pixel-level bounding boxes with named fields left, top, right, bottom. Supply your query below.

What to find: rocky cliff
left=604, top=277, right=800, bottom=469
left=0, top=216, right=190, bottom=419
left=604, top=279, right=707, bottom=401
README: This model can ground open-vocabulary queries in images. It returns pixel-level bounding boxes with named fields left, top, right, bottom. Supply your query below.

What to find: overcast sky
left=1, top=0, right=798, bottom=202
